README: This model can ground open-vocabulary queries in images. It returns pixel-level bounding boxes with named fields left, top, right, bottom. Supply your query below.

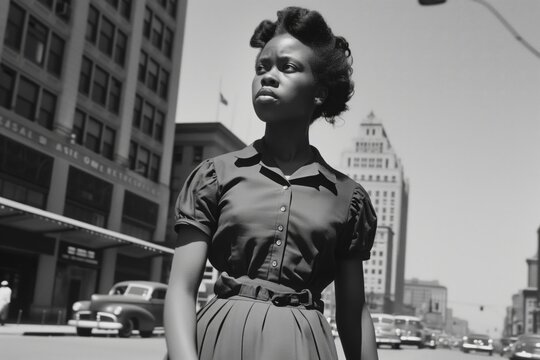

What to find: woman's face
left=252, top=32, right=322, bottom=124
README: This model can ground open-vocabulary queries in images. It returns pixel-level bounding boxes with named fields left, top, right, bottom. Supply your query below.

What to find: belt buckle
left=297, top=289, right=312, bottom=306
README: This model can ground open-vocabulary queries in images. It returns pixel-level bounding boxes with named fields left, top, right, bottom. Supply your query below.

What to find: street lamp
left=419, top=0, right=540, bottom=60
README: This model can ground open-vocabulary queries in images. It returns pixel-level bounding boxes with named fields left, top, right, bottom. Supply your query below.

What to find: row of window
left=104, top=0, right=132, bottom=21
left=155, top=0, right=178, bottom=19
left=87, top=5, right=128, bottom=67
left=0, top=64, right=57, bottom=130
left=352, top=173, right=397, bottom=183
left=73, top=109, right=116, bottom=160
left=79, top=56, right=123, bottom=114
left=173, top=145, right=204, bottom=165
left=364, top=269, right=383, bottom=275
left=349, top=157, right=393, bottom=169
left=36, top=0, right=71, bottom=22
left=129, top=141, right=161, bottom=182
left=143, top=7, right=174, bottom=58
left=355, top=142, right=384, bottom=153
left=133, top=95, right=165, bottom=142
left=138, top=51, right=169, bottom=99
left=5, top=2, right=66, bottom=78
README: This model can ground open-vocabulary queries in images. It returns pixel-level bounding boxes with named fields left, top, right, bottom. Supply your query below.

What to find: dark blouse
left=174, top=139, right=377, bottom=295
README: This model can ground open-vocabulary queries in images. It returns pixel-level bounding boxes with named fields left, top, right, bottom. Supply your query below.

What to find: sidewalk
left=0, top=323, right=76, bottom=336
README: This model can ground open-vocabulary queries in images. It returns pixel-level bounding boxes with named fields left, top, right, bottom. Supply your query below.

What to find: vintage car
left=461, top=333, right=494, bottom=355
left=68, top=280, right=167, bottom=338
left=509, top=334, right=540, bottom=359
left=394, top=315, right=425, bottom=348
left=371, top=313, right=401, bottom=349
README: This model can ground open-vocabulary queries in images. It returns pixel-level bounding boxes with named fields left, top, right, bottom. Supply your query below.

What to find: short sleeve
left=173, top=159, right=219, bottom=240
left=337, top=186, right=378, bottom=260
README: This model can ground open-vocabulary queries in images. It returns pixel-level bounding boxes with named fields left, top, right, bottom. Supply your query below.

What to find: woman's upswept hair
left=250, top=7, right=354, bottom=124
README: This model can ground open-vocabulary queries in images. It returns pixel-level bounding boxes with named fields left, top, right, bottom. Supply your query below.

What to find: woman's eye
left=255, top=64, right=266, bottom=74
left=283, top=63, right=297, bottom=72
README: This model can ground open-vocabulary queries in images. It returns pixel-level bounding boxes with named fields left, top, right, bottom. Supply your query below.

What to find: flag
left=219, top=92, right=228, bottom=106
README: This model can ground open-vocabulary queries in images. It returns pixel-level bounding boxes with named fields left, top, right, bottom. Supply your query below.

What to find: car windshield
left=395, top=319, right=423, bottom=329
left=125, top=286, right=150, bottom=297
left=381, top=318, right=393, bottom=324
left=470, top=334, right=490, bottom=340
left=520, top=336, right=540, bottom=345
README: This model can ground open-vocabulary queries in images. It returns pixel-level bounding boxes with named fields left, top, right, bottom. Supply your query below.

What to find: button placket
left=267, top=183, right=292, bottom=281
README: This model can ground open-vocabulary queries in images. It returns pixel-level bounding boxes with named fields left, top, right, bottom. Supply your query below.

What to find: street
left=0, top=335, right=496, bottom=360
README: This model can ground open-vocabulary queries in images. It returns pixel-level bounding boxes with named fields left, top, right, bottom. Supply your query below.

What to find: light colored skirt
left=196, top=295, right=338, bottom=360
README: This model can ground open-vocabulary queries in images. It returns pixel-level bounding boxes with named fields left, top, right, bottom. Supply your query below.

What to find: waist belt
left=214, top=273, right=324, bottom=312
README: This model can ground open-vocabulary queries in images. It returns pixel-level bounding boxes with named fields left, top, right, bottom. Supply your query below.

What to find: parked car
left=461, top=333, right=494, bottom=355
left=509, top=334, right=540, bottom=359
left=394, top=315, right=425, bottom=348
left=499, top=337, right=518, bottom=357
left=68, top=280, right=167, bottom=338
left=371, top=313, right=401, bottom=349
left=423, top=329, right=438, bottom=349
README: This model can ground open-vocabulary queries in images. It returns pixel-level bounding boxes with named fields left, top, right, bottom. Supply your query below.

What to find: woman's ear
left=314, top=86, right=328, bottom=106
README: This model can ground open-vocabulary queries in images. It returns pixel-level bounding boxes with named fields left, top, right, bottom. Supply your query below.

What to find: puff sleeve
left=173, top=159, right=219, bottom=242
left=337, top=185, right=378, bottom=260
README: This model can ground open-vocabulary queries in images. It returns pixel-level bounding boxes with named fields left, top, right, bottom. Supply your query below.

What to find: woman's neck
left=263, top=123, right=313, bottom=175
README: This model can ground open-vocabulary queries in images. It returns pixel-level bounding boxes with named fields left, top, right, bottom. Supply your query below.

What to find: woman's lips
left=256, top=88, right=277, bottom=99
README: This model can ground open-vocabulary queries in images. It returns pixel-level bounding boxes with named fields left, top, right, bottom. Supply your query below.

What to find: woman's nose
left=261, top=70, right=278, bottom=87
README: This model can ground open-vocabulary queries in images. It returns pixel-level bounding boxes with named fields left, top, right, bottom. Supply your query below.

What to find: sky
left=175, top=0, right=540, bottom=336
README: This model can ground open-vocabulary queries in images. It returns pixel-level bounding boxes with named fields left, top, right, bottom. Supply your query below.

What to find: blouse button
left=280, top=206, right=286, bottom=212
left=277, top=225, right=284, bottom=231
left=271, top=260, right=278, bottom=267
left=276, top=239, right=282, bottom=246
left=282, top=185, right=289, bottom=190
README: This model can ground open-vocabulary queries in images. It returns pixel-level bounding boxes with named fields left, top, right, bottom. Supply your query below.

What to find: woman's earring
left=315, top=97, right=323, bottom=105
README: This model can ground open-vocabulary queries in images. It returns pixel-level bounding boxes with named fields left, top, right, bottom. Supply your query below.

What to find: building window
left=142, top=101, right=154, bottom=135
left=122, top=191, right=158, bottom=241
left=154, top=111, right=164, bottom=142
left=85, top=117, right=102, bottom=153
left=0, top=65, right=16, bottom=109
left=133, top=94, right=142, bottom=127
left=129, top=142, right=161, bottom=182
left=24, top=17, right=49, bottom=66
left=98, top=17, right=115, bottom=56
left=108, top=78, right=122, bottom=114
left=86, top=5, right=99, bottom=43
left=91, top=66, right=108, bottom=105
left=37, top=90, right=57, bottom=129
left=173, top=146, right=183, bottom=163
left=159, top=69, right=169, bottom=99
left=146, top=59, right=159, bottom=91
left=79, top=57, right=93, bottom=95
left=102, top=127, right=116, bottom=160
left=47, top=34, right=65, bottom=76
left=163, top=27, right=174, bottom=58
left=15, top=76, right=39, bottom=121
left=4, top=2, right=26, bottom=51
left=149, top=154, right=160, bottom=181
left=114, top=30, right=127, bottom=66
left=138, top=51, right=147, bottom=82
left=193, top=146, right=203, bottom=164
left=143, top=7, right=152, bottom=38
left=73, top=109, right=85, bottom=144
left=119, top=0, right=132, bottom=20
left=151, top=17, right=164, bottom=48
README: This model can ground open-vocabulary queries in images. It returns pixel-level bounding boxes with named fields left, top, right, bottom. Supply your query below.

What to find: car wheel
left=76, top=327, right=92, bottom=337
left=489, top=351, right=493, bottom=356
left=140, top=329, right=153, bottom=338
left=118, top=319, right=134, bottom=338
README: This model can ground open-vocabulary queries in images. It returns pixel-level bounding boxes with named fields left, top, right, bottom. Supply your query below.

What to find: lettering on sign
left=0, top=116, right=159, bottom=196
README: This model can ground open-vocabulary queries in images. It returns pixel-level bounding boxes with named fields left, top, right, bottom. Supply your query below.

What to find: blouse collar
left=234, top=139, right=337, bottom=184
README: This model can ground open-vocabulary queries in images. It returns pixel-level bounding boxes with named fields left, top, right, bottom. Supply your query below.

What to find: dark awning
left=0, top=196, right=174, bottom=258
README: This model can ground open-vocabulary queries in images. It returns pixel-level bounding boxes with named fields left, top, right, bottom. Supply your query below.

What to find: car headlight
left=72, top=302, right=82, bottom=311
left=113, top=306, right=122, bottom=316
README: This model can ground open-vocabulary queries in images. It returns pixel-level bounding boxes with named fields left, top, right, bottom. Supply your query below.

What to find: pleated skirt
left=196, top=295, right=338, bottom=360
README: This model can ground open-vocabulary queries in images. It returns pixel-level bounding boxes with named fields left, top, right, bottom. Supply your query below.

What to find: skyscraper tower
left=340, top=112, right=409, bottom=313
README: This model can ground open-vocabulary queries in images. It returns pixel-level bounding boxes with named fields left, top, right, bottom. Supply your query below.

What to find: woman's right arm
left=164, top=226, right=209, bottom=360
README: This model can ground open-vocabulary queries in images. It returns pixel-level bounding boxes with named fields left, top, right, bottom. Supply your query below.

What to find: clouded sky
left=176, top=0, right=540, bottom=335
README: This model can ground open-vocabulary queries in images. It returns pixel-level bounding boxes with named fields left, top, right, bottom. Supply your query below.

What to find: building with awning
left=0, top=0, right=187, bottom=323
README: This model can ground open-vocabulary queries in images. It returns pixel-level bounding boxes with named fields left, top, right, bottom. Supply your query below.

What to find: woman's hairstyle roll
left=250, top=7, right=354, bottom=124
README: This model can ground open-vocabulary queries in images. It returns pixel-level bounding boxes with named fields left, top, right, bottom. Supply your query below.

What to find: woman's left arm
left=335, top=256, right=379, bottom=360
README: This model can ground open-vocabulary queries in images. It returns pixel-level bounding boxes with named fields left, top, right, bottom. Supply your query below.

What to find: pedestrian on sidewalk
left=0, top=280, right=12, bottom=326
left=165, top=6, right=379, bottom=360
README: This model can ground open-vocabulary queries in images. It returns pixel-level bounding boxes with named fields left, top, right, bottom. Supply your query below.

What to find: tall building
left=0, top=0, right=186, bottom=322
left=403, top=278, right=448, bottom=329
left=166, top=122, right=245, bottom=309
left=339, top=112, right=409, bottom=312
